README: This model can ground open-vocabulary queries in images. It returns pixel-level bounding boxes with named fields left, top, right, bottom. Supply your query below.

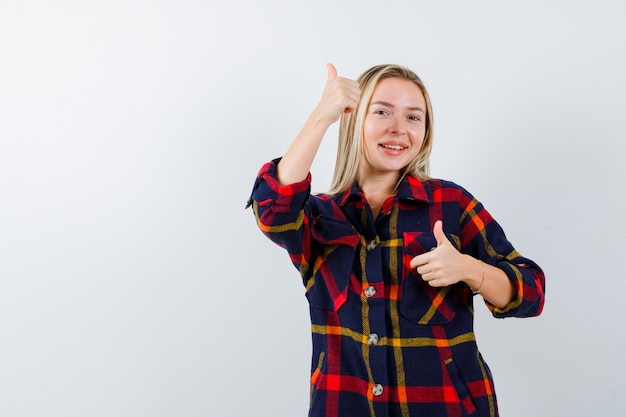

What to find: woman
left=247, top=63, right=545, bottom=417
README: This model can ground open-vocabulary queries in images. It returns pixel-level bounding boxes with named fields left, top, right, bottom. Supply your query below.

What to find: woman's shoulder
left=422, top=177, right=475, bottom=196
left=305, top=191, right=343, bottom=208
left=412, top=177, right=479, bottom=205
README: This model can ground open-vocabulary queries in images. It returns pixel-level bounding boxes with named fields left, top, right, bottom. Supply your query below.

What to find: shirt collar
left=396, top=174, right=432, bottom=203
left=337, top=174, right=432, bottom=206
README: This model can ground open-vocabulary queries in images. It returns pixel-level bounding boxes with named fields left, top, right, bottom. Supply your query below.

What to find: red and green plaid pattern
left=248, top=159, right=545, bottom=417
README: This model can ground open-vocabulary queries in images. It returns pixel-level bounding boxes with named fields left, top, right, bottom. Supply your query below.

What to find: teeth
left=381, top=144, right=404, bottom=150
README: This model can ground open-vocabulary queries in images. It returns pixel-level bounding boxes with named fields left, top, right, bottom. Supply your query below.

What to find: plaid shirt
left=248, top=159, right=545, bottom=417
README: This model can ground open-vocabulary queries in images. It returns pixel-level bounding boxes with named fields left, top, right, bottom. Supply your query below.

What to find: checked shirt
left=248, top=159, right=545, bottom=417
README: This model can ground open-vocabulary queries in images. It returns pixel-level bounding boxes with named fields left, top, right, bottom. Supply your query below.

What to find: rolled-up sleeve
left=458, top=188, right=546, bottom=318
left=247, top=158, right=313, bottom=274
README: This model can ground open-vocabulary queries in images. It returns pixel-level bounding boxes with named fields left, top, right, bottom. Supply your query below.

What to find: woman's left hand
left=409, top=220, right=473, bottom=287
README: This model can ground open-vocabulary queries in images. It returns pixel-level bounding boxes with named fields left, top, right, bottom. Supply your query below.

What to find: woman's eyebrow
left=369, top=100, right=425, bottom=113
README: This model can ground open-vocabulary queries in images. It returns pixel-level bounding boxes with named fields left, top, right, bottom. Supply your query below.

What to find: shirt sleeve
left=457, top=187, right=546, bottom=318
left=247, top=158, right=313, bottom=276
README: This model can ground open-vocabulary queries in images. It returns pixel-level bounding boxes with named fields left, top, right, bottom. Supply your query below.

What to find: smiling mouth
left=380, top=144, right=406, bottom=150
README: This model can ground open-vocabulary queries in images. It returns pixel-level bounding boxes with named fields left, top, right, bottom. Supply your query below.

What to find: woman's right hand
left=275, top=64, right=360, bottom=185
left=312, top=63, right=361, bottom=125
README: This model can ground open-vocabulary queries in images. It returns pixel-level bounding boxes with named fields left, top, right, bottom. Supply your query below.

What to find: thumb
left=433, top=220, right=448, bottom=247
left=326, top=62, right=338, bottom=83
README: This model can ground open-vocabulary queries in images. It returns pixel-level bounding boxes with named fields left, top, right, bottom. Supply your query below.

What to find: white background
left=1, top=1, right=625, bottom=416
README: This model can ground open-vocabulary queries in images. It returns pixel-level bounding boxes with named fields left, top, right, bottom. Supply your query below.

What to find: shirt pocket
left=401, top=231, right=457, bottom=325
left=306, top=214, right=360, bottom=311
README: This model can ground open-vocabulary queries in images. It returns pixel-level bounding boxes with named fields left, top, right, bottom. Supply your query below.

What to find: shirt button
left=372, top=384, right=383, bottom=396
left=364, top=286, right=377, bottom=298
left=367, top=333, right=379, bottom=345
left=366, top=240, right=378, bottom=251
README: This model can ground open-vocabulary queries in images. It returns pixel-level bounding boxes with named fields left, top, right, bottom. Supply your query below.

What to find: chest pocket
left=305, top=214, right=360, bottom=312
left=401, top=231, right=459, bottom=325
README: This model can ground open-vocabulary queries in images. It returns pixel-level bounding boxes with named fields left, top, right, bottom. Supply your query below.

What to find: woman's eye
left=375, top=109, right=388, bottom=116
left=409, top=115, right=421, bottom=121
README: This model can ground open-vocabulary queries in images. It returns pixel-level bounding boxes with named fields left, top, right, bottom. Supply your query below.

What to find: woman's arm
left=276, top=64, right=360, bottom=185
left=410, top=220, right=516, bottom=309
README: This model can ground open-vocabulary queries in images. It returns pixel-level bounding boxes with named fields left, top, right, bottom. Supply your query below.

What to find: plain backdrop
left=1, top=0, right=625, bottom=416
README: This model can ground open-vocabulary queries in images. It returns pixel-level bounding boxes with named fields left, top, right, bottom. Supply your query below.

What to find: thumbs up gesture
left=410, top=220, right=468, bottom=288
left=433, top=219, right=448, bottom=247
left=313, top=63, right=361, bottom=125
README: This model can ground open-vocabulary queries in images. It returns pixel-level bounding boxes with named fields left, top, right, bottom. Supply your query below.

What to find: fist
left=315, top=63, right=361, bottom=124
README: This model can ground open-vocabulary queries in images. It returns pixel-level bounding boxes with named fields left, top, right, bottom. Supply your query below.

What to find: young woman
left=247, top=63, right=545, bottom=417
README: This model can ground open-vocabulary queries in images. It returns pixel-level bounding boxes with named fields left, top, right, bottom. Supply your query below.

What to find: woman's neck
left=357, top=171, right=401, bottom=218
left=358, top=170, right=400, bottom=196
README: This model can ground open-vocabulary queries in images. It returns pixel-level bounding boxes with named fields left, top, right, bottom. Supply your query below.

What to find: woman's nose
left=389, top=117, right=406, bottom=134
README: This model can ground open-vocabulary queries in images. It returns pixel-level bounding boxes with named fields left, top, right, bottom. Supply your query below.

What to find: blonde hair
left=327, top=64, right=434, bottom=195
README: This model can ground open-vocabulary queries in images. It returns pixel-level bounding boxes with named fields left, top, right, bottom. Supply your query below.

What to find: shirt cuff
left=248, top=158, right=312, bottom=213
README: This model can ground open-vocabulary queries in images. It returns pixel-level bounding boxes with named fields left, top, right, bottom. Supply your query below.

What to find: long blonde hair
left=327, top=64, right=434, bottom=195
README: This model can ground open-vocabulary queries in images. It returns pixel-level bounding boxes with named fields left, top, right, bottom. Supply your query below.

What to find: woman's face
left=361, top=77, right=427, bottom=178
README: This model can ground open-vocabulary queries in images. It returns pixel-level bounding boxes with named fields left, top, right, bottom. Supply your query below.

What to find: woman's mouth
left=380, top=144, right=406, bottom=151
